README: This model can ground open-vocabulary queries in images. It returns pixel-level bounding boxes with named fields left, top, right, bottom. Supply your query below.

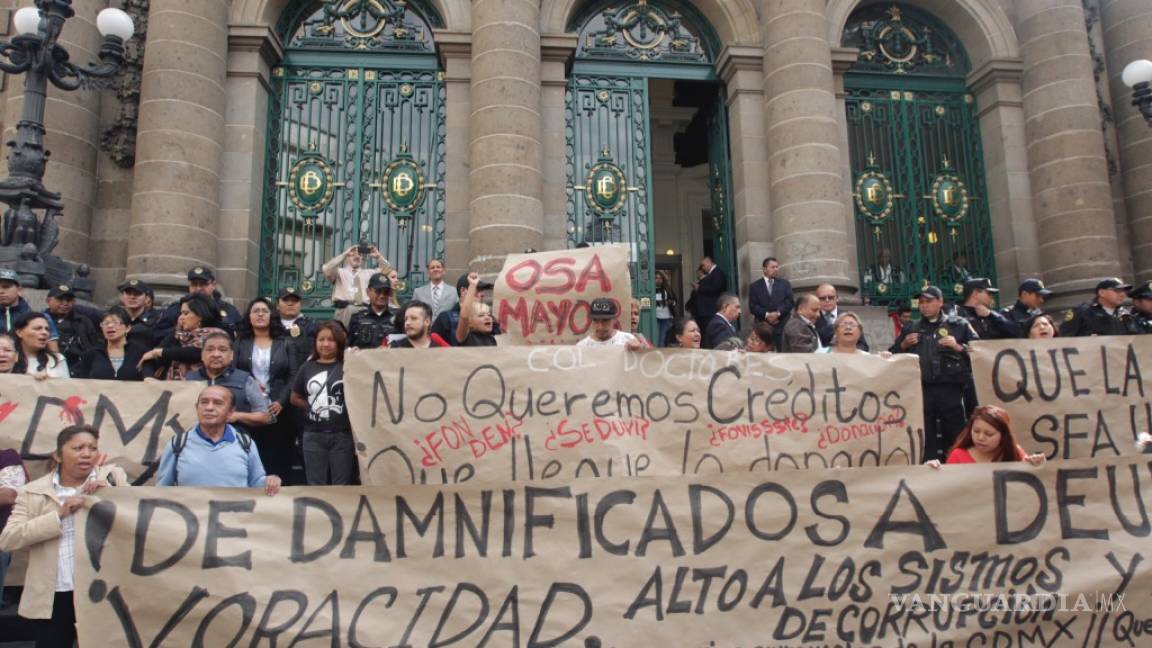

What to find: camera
left=357, top=242, right=373, bottom=255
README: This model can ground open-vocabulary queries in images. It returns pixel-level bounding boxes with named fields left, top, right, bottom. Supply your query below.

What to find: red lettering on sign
left=498, top=297, right=530, bottom=334
left=574, top=254, right=611, bottom=293
left=504, top=259, right=541, bottom=292
left=537, top=258, right=577, bottom=295
left=0, top=401, right=17, bottom=424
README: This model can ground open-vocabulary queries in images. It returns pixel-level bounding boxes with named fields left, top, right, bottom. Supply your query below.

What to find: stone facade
left=0, top=0, right=1148, bottom=309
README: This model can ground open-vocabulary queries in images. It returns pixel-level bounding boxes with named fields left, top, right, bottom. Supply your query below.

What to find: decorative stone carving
left=100, top=0, right=149, bottom=168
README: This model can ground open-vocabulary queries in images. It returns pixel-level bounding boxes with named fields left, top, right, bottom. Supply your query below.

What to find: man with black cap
left=0, top=268, right=54, bottom=337
left=1126, top=281, right=1152, bottom=334
left=116, top=278, right=163, bottom=348
left=1002, top=278, right=1052, bottom=326
left=348, top=274, right=397, bottom=348
left=274, top=286, right=319, bottom=364
left=1059, top=278, right=1132, bottom=337
left=953, top=278, right=1020, bottom=339
left=431, top=273, right=501, bottom=345
left=155, top=266, right=243, bottom=339
left=44, top=284, right=100, bottom=374
left=577, top=298, right=643, bottom=349
left=891, top=286, right=979, bottom=462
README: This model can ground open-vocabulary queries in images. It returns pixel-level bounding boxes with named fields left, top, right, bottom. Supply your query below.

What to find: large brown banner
left=346, top=347, right=924, bottom=484
left=493, top=245, right=632, bottom=345
left=0, top=374, right=199, bottom=479
left=75, top=456, right=1151, bottom=647
left=971, top=336, right=1150, bottom=460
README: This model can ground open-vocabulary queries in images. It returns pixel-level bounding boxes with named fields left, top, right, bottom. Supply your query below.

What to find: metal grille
left=565, top=74, right=656, bottom=319
left=258, top=66, right=445, bottom=310
left=846, top=86, right=995, bottom=306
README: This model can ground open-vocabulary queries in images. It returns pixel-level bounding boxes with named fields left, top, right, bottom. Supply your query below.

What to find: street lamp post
left=0, top=0, right=133, bottom=284
left=1122, top=59, right=1152, bottom=127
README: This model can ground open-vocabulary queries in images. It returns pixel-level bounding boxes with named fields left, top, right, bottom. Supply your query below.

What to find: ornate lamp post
left=1122, top=59, right=1152, bottom=127
left=0, top=0, right=133, bottom=284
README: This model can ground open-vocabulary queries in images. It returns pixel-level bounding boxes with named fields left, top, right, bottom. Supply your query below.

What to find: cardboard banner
left=346, top=347, right=924, bottom=484
left=971, top=336, right=1150, bottom=460
left=493, top=245, right=632, bottom=345
left=75, top=456, right=1152, bottom=647
left=0, top=374, right=199, bottom=480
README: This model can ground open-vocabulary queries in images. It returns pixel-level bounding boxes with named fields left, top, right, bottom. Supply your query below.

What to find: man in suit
left=748, top=256, right=793, bottom=346
left=411, top=258, right=459, bottom=321
left=813, top=283, right=869, bottom=350
left=692, top=256, right=727, bottom=332
left=703, top=293, right=741, bottom=349
left=780, top=293, right=822, bottom=353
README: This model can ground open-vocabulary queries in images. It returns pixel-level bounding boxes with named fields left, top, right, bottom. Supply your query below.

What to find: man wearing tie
left=813, top=283, right=869, bottom=350
left=703, top=293, right=741, bottom=349
left=412, top=259, right=459, bottom=321
left=748, top=257, right=794, bottom=345
left=692, top=256, right=727, bottom=333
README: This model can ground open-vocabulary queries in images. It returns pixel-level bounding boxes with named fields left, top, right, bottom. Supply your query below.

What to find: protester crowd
left=0, top=251, right=1151, bottom=646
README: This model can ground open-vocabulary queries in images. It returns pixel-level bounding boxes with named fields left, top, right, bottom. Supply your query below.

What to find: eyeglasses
left=818, top=295, right=837, bottom=301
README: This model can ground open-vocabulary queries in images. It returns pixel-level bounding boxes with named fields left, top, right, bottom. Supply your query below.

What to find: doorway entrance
left=565, top=1, right=735, bottom=338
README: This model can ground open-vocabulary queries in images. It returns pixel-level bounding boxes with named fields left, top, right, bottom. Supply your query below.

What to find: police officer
left=348, top=274, right=396, bottom=349
left=44, top=284, right=100, bottom=375
left=117, top=279, right=163, bottom=348
left=1128, top=281, right=1152, bottom=334
left=1002, top=278, right=1052, bottom=326
left=1059, top=277, right=1132, bottom=337
left=954, top=277, right=1021, bottom=339
left=156, top=266, right=242, bottom=339
left=275, top=286, right=319, bottom=363
left=890, top=286, right=979, bottom=462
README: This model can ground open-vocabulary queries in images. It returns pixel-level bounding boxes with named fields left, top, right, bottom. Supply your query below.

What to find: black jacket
left=691, top=267, right=728, bottom=320
left=1001, top=301, right=1040, bottom=326
left=233, top=336, right=298, bottom=407
left=348, top=307, right=396, bottom=349
left=702, top=314, right=738, bottom=349
left=75, top=342, right=149, bottom=381
left=1131, top=310, right=1152, bottom=335
left=49, top=311, right=101, bottom=374
left=155, top=292, right=242, bottom=339
left=953, top=304, right=1021, bottom=340
left=125, top=308, right=164, bottom=348
left=278, top=315, right=320, bottom=365
left=748, top=276, right=794, bottom=324
left=1058, top=301, right=1130, bottom=337
left=891, top=314, right=979, bottom=384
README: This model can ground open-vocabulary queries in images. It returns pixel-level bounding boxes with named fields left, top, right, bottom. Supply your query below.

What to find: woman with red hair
left=928, top=405, right=1046, bottom=466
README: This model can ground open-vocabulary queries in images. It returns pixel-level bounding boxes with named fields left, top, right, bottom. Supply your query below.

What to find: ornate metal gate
left=259, top=0, right=445, bottom=310
left=843, top=4, right=995, bottom=306
left=565, top=75, right=655, bottom=312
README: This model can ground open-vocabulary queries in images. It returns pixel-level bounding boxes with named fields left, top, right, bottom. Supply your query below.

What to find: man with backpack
left=155, top=385, right=281, bottom=494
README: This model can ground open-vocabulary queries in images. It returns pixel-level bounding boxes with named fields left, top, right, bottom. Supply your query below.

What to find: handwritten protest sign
left=75, top=456, right=1151, bottom=647
left=0, top=374, right=199, bottom=480
left=971, top=336, right=1150, bottom=459
left=346, top=347, right=924, bottom=484
left=493, top=245, right=632, bottom=345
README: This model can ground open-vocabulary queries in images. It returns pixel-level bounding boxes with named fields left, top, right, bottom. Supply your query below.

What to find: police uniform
left=348, top=274, right=397, bottom=348
left=276, top=286, right=320, bottom=363
left=1128, top=281, right=1152, bottom=334
left=156, top=266, right=242, bottom=337
left=45, top=284, right=100, bottom=375
left=1059, top=278, right=1132, bottom=337
left=890, top=286, right=979, bottom=462
left=1001, top=278, right=1052, bottom=326
left=117, top=279, right=162, bottom=347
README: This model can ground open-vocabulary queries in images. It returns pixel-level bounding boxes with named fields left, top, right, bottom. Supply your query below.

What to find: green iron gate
left=565, top=74, right=656, bottom=324
left=567, top=0, right=731, bottom=336
left=259, top=0, right=445, bottom=312
left=843, top=4, right=995, bottom=307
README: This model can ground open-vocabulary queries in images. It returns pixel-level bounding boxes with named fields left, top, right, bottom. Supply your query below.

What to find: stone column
left=3, top=0, right=104, bottom=265
left=126, top=0, right=230, bottom=288
left=468, top=0, right=543, bottom=274
left=968, top=59, right=1040, bottom=294
left=762, top=0, right=852, bottom=290
left=1100, top=0, right=1152, bottom=283
left=718, top=46, right=770, bottom=299
left=1016, top=0, right=1121, bottom=300
left=540, top=34, right=576, bottom=253
left=438, top=31, right=472, bottom=280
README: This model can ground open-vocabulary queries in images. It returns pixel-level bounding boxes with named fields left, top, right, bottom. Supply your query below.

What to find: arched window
left=843, top=4, right=994, bottom=306
left=259, top=0, right=446, bottom=310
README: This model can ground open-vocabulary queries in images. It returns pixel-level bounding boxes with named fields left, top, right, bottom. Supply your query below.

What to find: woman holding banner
left=816, top=313, right=869, bottom=355
left=138, top=294, right=227, bottom=380
left=1026, top=314, right=1059, bottom=339
left=0, top=424, right=127, bottom=647
left=0, top=332, right=16, bottom=372
left=927, top=405, right=1046, bottom=466
left=12, top=312, right=68, bottom=379
left=668, top=317, right=701, bottom=349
